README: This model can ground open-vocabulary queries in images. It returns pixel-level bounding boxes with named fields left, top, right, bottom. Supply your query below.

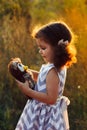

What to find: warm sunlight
left=0, top=0, right=87, bottom=130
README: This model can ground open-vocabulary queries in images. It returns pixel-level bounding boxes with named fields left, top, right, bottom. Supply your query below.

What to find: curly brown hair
left=32, top=22, right=77, bottom=69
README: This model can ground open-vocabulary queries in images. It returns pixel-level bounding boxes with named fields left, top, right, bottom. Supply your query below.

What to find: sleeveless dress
left=15, top=63, right=70, bottom=130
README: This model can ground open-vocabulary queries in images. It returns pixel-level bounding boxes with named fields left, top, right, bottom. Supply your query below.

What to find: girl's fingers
left=15, top=79, right=29, bottom=88
left=24, top=80, right=29, bottom=86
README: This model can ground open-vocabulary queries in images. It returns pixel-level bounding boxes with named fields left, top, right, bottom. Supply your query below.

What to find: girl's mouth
left=43, top=56, right=46, bottom=59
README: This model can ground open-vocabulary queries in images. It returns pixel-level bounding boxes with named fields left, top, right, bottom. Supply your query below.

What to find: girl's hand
left=16, top=80, right=31, bottom=96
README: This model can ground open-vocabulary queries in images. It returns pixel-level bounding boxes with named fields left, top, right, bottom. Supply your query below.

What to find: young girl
left=15, top=21, right=77, bottom=130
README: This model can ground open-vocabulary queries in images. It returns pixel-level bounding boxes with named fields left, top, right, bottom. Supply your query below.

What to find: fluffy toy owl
left=8, top=58, right=35, bottom=90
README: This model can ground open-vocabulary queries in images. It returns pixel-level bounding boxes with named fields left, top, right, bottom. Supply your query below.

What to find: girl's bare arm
left=17, top=68, right=59, bottom=105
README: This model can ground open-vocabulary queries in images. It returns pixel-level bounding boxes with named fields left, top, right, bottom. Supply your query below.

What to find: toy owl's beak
left=23, top=66, right=28, bottom=70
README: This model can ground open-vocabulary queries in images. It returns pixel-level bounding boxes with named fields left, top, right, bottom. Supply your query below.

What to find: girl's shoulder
left=40, top=63, right=67, bottom=76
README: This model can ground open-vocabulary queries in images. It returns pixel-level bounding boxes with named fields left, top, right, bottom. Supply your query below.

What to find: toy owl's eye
left=17, top=63, right=24, bottom=72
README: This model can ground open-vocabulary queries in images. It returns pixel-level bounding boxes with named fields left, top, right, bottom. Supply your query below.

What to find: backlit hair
left=32, top=21, right=77, bottom=69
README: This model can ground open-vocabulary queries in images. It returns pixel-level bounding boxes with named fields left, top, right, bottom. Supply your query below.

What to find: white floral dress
left=15, top=63, right=70, bottom=130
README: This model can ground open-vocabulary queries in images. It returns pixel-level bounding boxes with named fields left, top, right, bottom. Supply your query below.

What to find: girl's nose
left=39, top=49, right=42, bottom=54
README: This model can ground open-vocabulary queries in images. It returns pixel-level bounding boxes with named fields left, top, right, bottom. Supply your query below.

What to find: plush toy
left=8, top=58, right=35, bottom=90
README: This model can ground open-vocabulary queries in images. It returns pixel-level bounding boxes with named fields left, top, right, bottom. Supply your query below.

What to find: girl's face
left=36, top=38, right=54, bottom=63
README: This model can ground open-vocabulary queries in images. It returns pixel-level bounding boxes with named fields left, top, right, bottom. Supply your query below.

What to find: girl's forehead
left=36, top=39, right=48, bottom=46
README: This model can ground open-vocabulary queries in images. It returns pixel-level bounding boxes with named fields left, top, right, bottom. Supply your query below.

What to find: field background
left=0, top=0, right=87, bottom=130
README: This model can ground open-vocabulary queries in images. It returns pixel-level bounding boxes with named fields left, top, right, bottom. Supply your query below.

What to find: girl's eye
left=41, top=48, right=46, bottom=50
left=38, top=47, right=46, bottom=51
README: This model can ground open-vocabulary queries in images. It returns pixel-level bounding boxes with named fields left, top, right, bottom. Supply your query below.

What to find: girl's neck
left=47, top=62, right=54, bottom=64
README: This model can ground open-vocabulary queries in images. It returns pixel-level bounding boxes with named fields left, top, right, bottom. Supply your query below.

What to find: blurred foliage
left=0, top=0, right=87, bottom=130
